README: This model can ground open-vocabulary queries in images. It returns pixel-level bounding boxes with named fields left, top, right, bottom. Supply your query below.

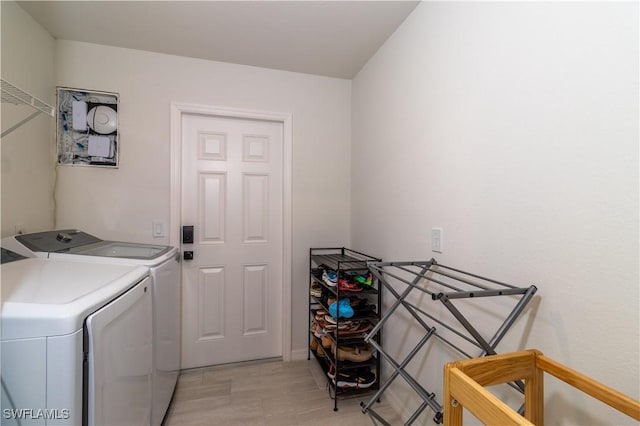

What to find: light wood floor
left=163, top=359, right=401, bottom=425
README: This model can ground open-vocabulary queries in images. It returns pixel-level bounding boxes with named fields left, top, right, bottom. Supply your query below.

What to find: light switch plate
left=152, top=221, right=165, bottom=238
left=431, top=227, right=443, bottom=253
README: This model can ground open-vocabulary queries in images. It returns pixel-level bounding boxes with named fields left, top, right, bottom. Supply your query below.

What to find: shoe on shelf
left=348, top=297, right=375, bottom=315
left=321, top=335, right=333, bottom=348
left=351, top=271, right=373, bottom=286
left=324, top=315, right=352, bottom=326
left=338, top=321, right=373, bottom=337
left=335, top=370, right=376, bottom=389
left=332, top=343, right=373, bottom=362
left=338, top=278, right=363, bottom=292
left=350, top=296, right=367, bottom=307
left=327, top=363, right=336, bottom=380
left=310, top=283, right=322, bottom=297
left=316, top=345, right=326, bottom=357
left=328, top=298, right=354, bottom=318
left=311, top=321, right=326, bottom=338
left=315, top=308, right=327, bottom=316
left=352, top=304, right=376, bottom=317
left=324, top=315, right=337, bottom=325
left=322, top=269, right=338, bottom=287
left=310, top=338, right=318, bottom=351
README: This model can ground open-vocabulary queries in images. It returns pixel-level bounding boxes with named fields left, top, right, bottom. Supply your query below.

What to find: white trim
left=290, top=348, right=310, bottom=361
left=170, top=102, right=293, bottom=362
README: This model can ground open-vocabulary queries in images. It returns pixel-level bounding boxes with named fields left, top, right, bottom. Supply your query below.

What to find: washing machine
left=3, top=230, right=181, bottom=426
left=0, top=249, right=152, bottom=425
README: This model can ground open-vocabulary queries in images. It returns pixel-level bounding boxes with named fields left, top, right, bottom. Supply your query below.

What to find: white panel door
left=181, top=113, right=283, bottom=368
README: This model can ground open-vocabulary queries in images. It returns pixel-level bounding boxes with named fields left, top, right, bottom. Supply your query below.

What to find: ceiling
left=18, top=1, right=420, bottom=79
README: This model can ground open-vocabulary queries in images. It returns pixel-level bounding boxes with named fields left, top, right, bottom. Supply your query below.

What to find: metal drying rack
left=359, top=258, right=538, bottom=425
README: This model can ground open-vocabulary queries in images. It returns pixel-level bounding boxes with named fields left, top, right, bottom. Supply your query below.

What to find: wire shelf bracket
left=1, top=79, right=54, bottom=138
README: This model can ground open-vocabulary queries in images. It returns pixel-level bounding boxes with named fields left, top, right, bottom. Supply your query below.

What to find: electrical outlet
left=431, top=227, right=443, bottom=253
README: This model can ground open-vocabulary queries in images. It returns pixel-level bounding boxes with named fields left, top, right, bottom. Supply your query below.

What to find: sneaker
left=357, top=271, right=374, bottom=286
left=338, top=278, right=363, bottom=292
left=335, top=370, right=376, bottom=389
left=322, top=270, right=338, bottom=287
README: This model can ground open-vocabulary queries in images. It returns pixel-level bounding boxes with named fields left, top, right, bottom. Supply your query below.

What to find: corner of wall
left=1, top=0, right=56, bottom=237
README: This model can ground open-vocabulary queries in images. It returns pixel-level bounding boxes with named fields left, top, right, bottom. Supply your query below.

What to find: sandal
left=338, top=321, right=372, bottom=337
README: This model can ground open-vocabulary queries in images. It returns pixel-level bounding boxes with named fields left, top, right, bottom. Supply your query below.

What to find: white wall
left=352, top=2, right=638, bottom=424
left=1, top=1, right=55, bottom=237
left=55, top=40, right=352, bottom=353
left=6, top=4, right=638, bottom=421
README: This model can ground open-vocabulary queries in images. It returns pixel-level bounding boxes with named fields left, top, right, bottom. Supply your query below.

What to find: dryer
left=0, top=251, right=152, bottom=425
left=3, top=230, right=180, bottom=426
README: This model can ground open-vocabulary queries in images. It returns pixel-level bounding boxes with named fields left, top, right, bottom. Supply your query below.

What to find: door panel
left=181, top=113, right=283, bottom=368
left=197, top=266, right=225, bottom=339
left=243, top=173, right=269, bottom=242
left=243, top=263, right=268, bottom=335
left=199, top=172, right=226, bottom=242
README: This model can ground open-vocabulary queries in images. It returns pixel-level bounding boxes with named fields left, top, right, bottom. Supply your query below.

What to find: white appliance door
left=85, top=277, right=152, bottom=426
left=151, top=257, right=181, bottom=426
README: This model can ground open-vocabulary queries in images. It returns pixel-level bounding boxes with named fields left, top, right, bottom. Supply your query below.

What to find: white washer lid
left=79, top=242, right=169, bottom=258
left=1, top=258, right=149, bottom=340
left=67, top=242, right=178, bottom=266
left=46, top=244, right=179, bottom=267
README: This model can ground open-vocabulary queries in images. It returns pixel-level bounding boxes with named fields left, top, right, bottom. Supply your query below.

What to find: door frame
left=169, top=102, right=293, bottom=362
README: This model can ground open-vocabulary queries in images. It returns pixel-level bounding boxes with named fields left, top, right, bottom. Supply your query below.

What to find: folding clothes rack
left=359, top=258, right=538, bottom=425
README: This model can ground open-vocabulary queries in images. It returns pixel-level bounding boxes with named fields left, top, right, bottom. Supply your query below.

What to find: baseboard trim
left=290, top=348, right=310, bottom=361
